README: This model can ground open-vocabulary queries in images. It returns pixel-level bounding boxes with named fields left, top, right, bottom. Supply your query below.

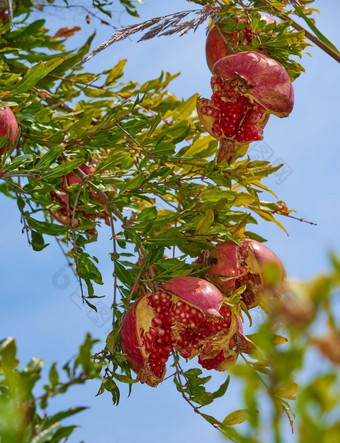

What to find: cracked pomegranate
left=197, top=51, right=294, bottom=162
left=121, top=276, right=251, bottom=387
left=0, top=107, right=19, bottom=160
left=204, top=239, right=286, bottom=309
left=206, top=15, right=276, bottom=72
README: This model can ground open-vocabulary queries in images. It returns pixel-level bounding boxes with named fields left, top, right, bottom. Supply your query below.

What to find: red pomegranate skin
left=121, top=297, right=147, bottom=374
left=0, top=108, right=19, bottom=158
left=206, top=14, right=276, bottom=72
left=213, top=52, right=294, bottom=117
left=205, top=239, right=286, bottom=308
left=161, top=276, right=224, bottom=317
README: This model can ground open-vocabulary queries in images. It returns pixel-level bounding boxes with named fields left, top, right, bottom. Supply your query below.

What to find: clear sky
left=0, top=1, right=339, bottom=442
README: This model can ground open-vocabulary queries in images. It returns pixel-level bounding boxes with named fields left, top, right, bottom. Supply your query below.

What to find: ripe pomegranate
left=50, top=160, right=108, bottom=227
left=121, top=276, right=251, bottom=387
left=204, top=240, right=286, bottom=309
left=0, top=107, right=19, bottom=160
left=197, top=51, right=294, bottom=162
left=206, top=15, right=276, bottom=72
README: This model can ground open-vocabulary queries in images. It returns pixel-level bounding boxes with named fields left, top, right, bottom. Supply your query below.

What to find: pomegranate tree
left=50, top=160, right=108, bottom=227
left=206, top=15, right=276, bottom=72
left=197, top=51, right=294, bottom=162
left=205, top=239, right=286, bottom=309
left=121, top=276, right=251, bottom=387
left=0, top=107, right=19, bottom=160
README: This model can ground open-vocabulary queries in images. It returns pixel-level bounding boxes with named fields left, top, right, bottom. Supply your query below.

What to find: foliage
left=0, top=0, right=339, bottom=442
left=0, top=334, right=102, bottom=442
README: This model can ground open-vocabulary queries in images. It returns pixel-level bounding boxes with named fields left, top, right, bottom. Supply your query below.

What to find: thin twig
left=115, top=122, right=155, bottom=160
left=110, top=214, right=118, bottom=328
left=69, top=179, right=86, bottom=301
left=42, top=3, right=117, bottom=30
left=55, top=237, right=77, bottom=277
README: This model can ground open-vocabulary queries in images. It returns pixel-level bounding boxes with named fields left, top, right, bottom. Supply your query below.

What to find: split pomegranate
left=197, top=51, right=294, bottom=162
left=0, top=107, right=19, bottom=160
left=121, top=276, right=251, bottom=387
left=206, top=15, right=276, bottom=72
left=50, top=160, right=108, bottom=227
left=204, top=239, right=286, bottom=309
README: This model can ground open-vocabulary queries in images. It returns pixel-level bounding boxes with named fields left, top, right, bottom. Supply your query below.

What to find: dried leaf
left=54, top=26, right=81, bottom=39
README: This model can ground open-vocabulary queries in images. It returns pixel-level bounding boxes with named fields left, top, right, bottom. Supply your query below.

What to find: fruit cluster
left=121, top=240, right=285, bottom=387
left=199, top=15, right=294, bottom=163
left=121, top=15, right=292, bottom=387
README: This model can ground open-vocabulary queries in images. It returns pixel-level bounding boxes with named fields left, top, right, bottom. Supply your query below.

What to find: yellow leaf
left=223, top=409, right=249, bottom=426
left=251, top=207, right=288, bottom=236
left=276, top=382, right=298, bottom=400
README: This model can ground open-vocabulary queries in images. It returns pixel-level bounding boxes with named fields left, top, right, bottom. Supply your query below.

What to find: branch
left=73, top=6, right=220, bottom=68
left=259, top=0, right=340, bottom=64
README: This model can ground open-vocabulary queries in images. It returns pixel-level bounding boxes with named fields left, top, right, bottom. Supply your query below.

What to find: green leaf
left=196, top=209, right=214, bottom=234
left=223, top=409, right=249, bottom=426
left=293, top=5, right=340, bottom=54
left=114, top=261, right=131, bottom=286
left=45, top=407, right=88, bottom=427
left=31, top=230, right=48, bottom=251
left=106, top=330, right=119, bottom=353
left=48, top=362, right=59, bottom=388
left=26, top=217, right=68, bottom=236
left=192, top=392, right=214, bottom=406
left=213, top=376, right=230, bottom=399
left=147, top=113, right=161, bottom=137
left=43, top=158, right=84, bottom=180
left=31, top=423, right=61, bottom=443
left=14, top=57, right=64, bottom=93
left=111, top=372, right=137, bottom=384
left=185, top=368, right=203, bottom=376
left=35, top=146, right=64, bottom=170
left=201, top=413, right=221, bottom=426
left=0, top=337, right=18, bottom=371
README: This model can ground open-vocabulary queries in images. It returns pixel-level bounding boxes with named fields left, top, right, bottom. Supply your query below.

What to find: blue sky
left=1, top=1, right=339, bottom=442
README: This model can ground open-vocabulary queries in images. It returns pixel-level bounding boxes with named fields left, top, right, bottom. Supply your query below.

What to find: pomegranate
left=50, top=160, right=108, bottom=227
left=197, top=51, right=294, bottom=162
left=0, top=107, right=19, bottom=160
left=121, top=276, right=251, bottom=387
left=204, top=239, right=286, bottom=309
left=206, top=15, right=276, bottom=72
